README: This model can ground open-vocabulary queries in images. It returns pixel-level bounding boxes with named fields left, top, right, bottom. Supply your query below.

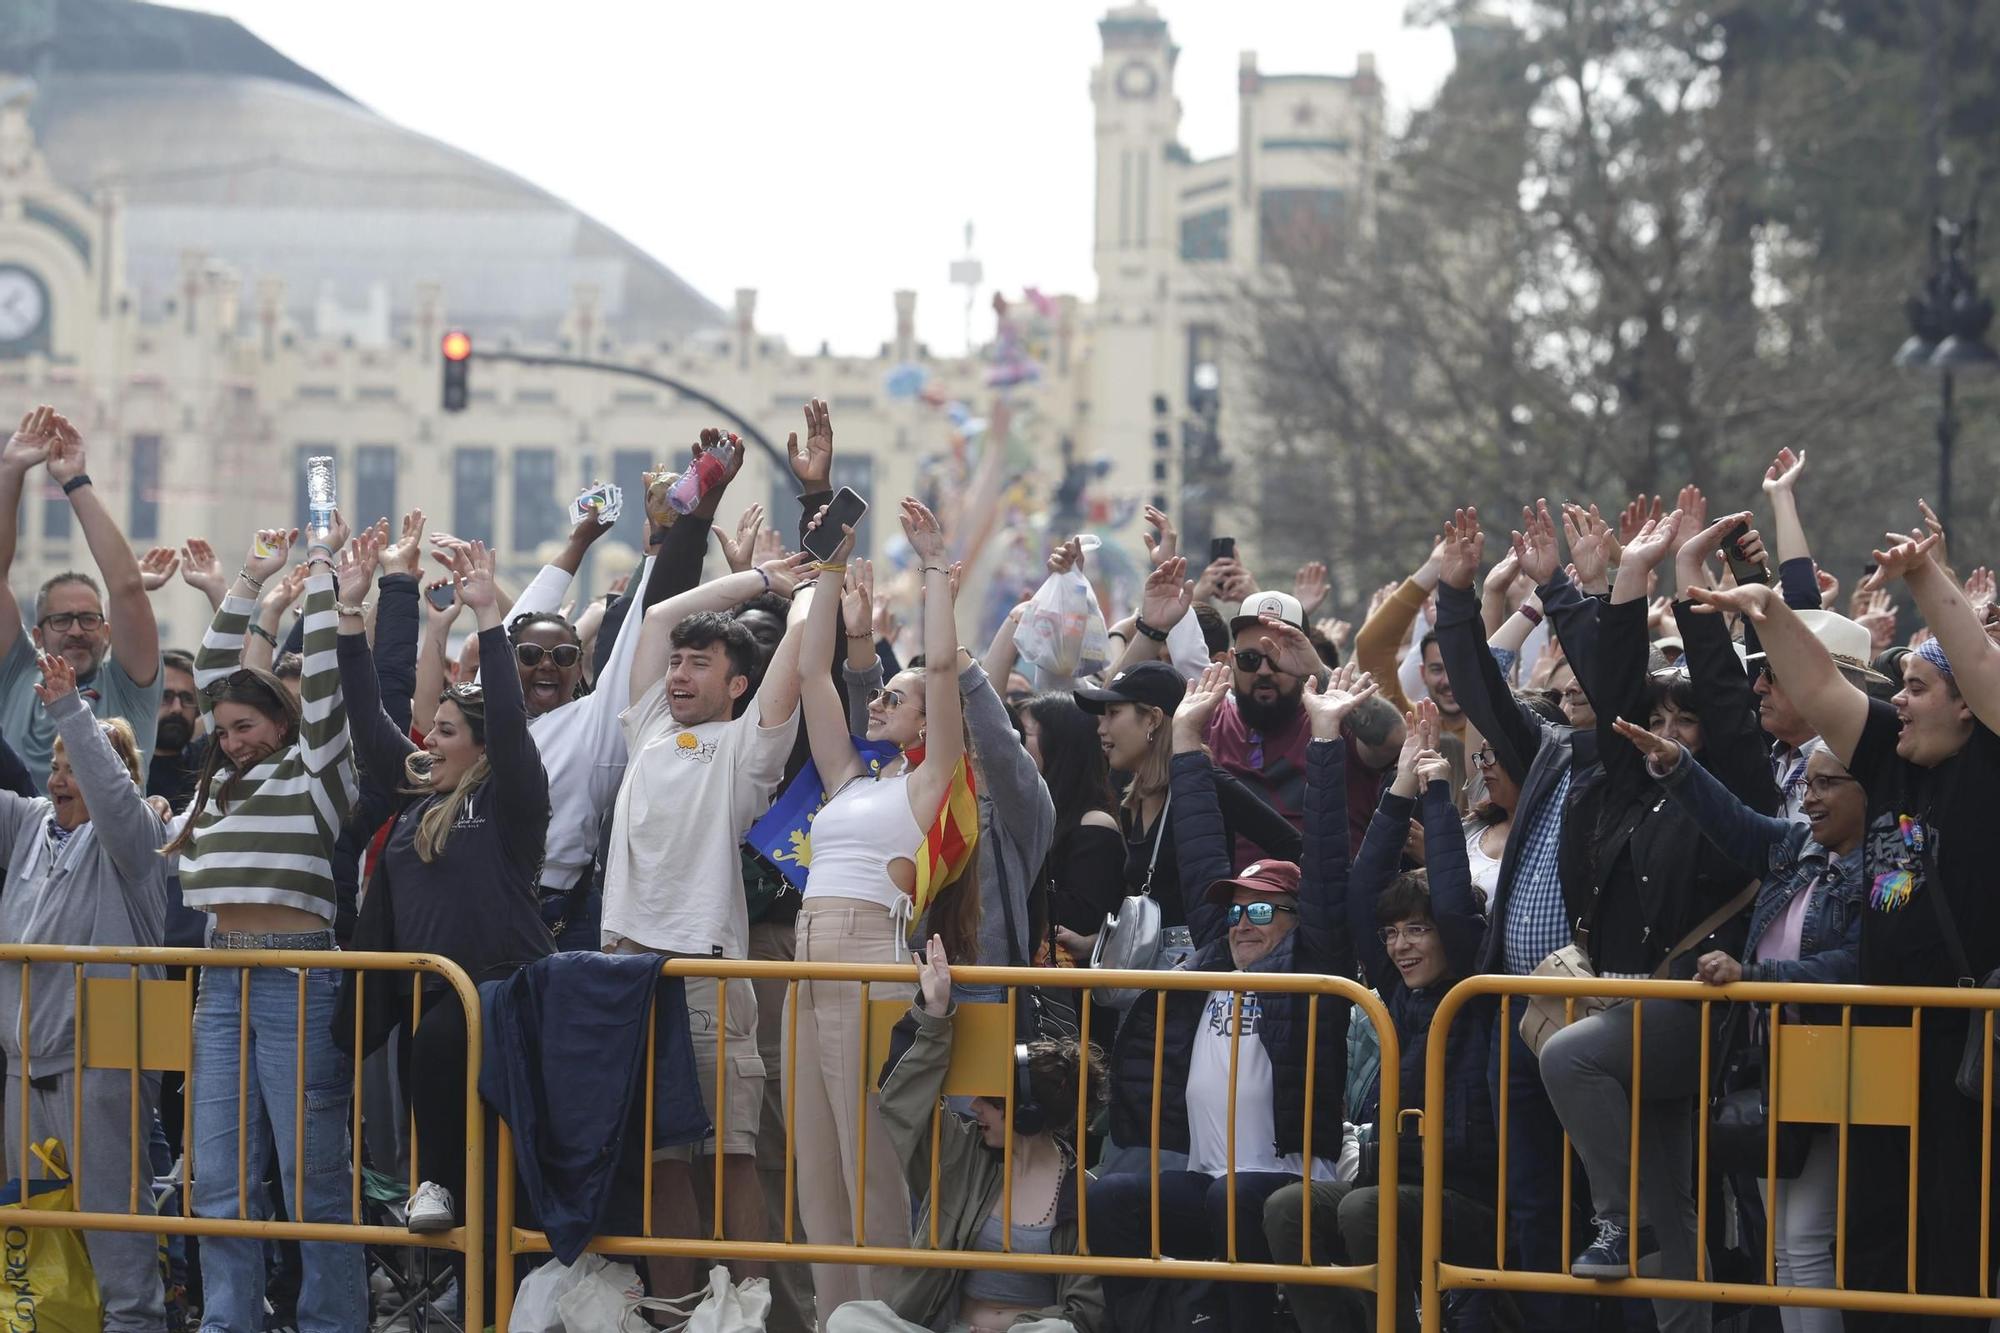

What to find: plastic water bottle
left=306, top=455, right=337, bottom=539
left=665, top=435, right=738, bottom=514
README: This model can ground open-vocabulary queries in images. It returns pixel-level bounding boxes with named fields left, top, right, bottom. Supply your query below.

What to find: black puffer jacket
left=1107, top=740, right=1353, bottom=1158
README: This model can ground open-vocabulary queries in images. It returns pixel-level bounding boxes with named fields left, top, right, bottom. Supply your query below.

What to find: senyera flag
left=909, top=752, right=979, bottom=931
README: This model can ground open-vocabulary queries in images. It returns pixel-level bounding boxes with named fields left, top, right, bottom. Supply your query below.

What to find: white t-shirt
left=1185, top=989, right=1337, bottom=1180
left=599, top=679, right=798, bottom=959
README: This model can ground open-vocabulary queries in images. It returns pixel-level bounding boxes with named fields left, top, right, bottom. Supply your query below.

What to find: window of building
left=512, top=448, right=561, bottom=553
left=611, top=448, right=654, bottom=551
left=355, top=445, right=397, bottom=531
left=453, top=447, right=496, bottom=545
left=129, top=434, right=161, bottom=541
left=1260, top=188, right=1348, bottom=265
left=1180, top=207, right=1230, bottom=262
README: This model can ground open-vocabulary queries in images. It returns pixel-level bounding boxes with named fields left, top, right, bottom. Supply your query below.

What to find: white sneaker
left=405, top=1180, right=453, bottom=1234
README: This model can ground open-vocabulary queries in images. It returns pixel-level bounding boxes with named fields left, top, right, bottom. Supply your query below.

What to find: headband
left=1916, top=636, right=1954, bottom=681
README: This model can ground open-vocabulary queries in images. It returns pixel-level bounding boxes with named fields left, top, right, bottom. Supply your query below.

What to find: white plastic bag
left=553, top=1252, right=646, bottom=1331
left=1015, top=536, right=1109, bottom=679
left=509, top=1252, right=643, bottom=1333
left=624, top=1265, right=771, bottom=1333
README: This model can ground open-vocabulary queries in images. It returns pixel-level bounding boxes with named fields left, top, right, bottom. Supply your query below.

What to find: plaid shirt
left=1503, top=766, right=1574, bottom=976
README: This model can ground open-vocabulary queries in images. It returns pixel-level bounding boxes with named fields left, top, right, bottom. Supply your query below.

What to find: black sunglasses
left=515, top=643, right=582, bottom=669
left=1226, top=902, right=1298, bottom=926
left=1232, top=649, right=1284, bottom=673
left=201, top=667, right=276, bottom=700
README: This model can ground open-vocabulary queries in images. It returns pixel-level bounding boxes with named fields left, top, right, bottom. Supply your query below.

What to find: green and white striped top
left=178, top=569, right=357, bottom=921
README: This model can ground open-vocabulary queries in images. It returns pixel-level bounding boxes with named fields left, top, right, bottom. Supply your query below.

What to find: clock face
left=1116, top=60, right=1158, bottom=100
left=0, top=267, right=47, bottom=346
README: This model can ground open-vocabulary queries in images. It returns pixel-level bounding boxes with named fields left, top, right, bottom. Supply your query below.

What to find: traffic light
left=441, top=330, right=471, bottom=412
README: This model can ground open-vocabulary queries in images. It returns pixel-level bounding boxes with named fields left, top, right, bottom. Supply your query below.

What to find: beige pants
left=750, top=916, right=816, bottom=1333
left=786, top=898, right=912, bottom=1324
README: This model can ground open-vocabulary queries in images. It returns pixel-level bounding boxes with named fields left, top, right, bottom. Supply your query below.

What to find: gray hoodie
left=0, top=690, right=171, bottom=1075
left=845, top=658, right=1054, bottom=966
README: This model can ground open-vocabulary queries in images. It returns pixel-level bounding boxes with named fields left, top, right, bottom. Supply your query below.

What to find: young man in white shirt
left=601, top=552, right=812, bottom=1296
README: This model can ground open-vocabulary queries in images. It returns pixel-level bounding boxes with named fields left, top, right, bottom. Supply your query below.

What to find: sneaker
left=1570, top=1217, right=1658, bottom=1279
left=405, top=1181, right=454, bottom=1234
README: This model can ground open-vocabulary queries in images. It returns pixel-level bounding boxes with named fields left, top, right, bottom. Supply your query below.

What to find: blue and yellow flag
left=746, top=738, right=899, bottom=889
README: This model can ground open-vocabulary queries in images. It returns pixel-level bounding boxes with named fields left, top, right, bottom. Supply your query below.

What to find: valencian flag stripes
left=910, top=751, right=979, bottom=932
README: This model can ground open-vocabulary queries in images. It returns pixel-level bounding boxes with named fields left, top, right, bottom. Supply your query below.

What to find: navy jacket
left=1107, top=740, right=1353, bottom=1159
left=1351, top=780, right=1496, bottom=1200
left=478, top=951, right=710, bottom=1264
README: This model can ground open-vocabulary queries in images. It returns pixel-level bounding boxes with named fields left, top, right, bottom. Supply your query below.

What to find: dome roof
left=5, top=0, right=723, bottom=341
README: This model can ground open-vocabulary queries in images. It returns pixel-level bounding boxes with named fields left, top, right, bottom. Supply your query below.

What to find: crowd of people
left=2, top=395, right=1997, bottom=1333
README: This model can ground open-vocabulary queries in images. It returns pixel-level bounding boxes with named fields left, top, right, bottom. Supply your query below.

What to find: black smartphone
left=802, top=487, right=869, bottom=562
left=425, top=583, right=456, bottom=612
left=1720, top=521, right=1769, bottom=586
left=1211, top=536, right=1237, bottom=563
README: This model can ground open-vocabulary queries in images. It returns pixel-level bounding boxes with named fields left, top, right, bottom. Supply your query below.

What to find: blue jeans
left=1089, top=1168, right=1298, bottom=1332
left=1491, top=1017, right=1596, bottom=1332
left=192, top=963, right=365, bottom=1333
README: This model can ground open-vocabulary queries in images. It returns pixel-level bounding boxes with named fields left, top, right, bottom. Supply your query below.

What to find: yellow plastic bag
left=0, top=1138, right=104, bottom=1333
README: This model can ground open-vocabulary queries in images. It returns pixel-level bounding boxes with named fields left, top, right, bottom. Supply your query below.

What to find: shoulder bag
left=1090, top=792, right=1171, bottom=1011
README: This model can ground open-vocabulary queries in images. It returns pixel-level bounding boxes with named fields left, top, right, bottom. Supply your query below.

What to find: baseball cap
left=1230, top=590, right=1307, bottom=638
left=1204, top=859, right=1303, bottom=906
left=1073, top=660, right=1186, bottom=716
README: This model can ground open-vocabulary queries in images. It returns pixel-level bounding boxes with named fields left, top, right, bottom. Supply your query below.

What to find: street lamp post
left=1894, top=211, right=1998, bottom=534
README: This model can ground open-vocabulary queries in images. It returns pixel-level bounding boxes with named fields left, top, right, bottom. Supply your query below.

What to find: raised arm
left=1686, top=582, right=1870, bottom=767
left=1762, top=448, right=1812, bottom=572
left=450, top=542, right=548, bottom=856
left=1598, top=508, right=1683, bottom=793
left=38, top=655, right=167, bottom=889
left=1169, top=664, right=1239, bottom=948
left=627, top=553, right=813, bottom=707
left=899, top=499, right=964, bottom=825
left=196, top=526, right=300, bottom=710
left=243, top=563, right=307, bottom=675
left=841, top=560, right=887, bottom=734
left=1669, top=522, right=1779, bottom=812
left=1355, top=541, right=1442, bottom=716
left=1883, top=509, right=2000, bottom=733
left=1435, top=507, right=1543, bottom=783
left=797, top=517, right=867, bottom=791
left=0, top=409, right=57, bottom=662
left=1295, top=666, right=1373, bottom=977
left=1350, top=699, right=1428, bottom=988
left=298, top=515, right=356, bottom=788
left=412, top=578, right=464, bottom=737
left=45, top=419, right=158, bottom=685
left=333, top=528, right=418, bottom=796
left=1613, top=723, right=1789, bottom=878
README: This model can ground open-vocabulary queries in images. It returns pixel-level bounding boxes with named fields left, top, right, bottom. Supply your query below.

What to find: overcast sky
left=188, top=2, right=1456, bottom=356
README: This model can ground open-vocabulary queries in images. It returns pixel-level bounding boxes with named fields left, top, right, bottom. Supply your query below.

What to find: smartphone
left=1720, top=521, right=1770, bottom=587
left=802, top=487, right=869, bottom=562
left=1211, top=537, right=1237, bottom=563
left=425, top=583, right=456, bottom=612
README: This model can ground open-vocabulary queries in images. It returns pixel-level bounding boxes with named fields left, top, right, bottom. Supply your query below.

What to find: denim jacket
left=1653, top=746, right=1862, bottom=992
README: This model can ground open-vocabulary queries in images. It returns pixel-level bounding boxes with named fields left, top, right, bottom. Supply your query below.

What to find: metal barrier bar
left=0, top=945, right=488, bottom=1332
left=1419, top=973, right=2000, bottom=1332
left=492, top=959, right=1400, bottom=1333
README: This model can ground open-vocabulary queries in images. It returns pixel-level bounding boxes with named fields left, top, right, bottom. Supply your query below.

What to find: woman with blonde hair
left=0, top=650, right=171, bottom=1331
left=789, top=494, right=983, bottom=1323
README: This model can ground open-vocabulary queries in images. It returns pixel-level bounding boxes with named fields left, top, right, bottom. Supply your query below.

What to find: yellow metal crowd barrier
left=493, top=958, right=1403, bottom=1333
left=0, top=943, right=489, bottom=1331
left=1418, top=974, right=2000, bottom=1332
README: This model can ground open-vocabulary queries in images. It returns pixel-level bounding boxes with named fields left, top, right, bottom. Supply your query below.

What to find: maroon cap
left=1204, top=859, right=1302, bottom=906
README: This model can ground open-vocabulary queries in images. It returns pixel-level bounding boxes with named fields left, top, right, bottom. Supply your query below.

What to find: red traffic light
left=441, top=330, right=472, bottom=362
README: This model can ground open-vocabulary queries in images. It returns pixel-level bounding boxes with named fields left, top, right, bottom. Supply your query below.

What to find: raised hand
left=899, top=497, right=948, bottom=564
left=382, top=509, right=428, bottom=578
left=1618, top=494, right=1665, bottom=545
left=804, top=503, right=857, bottom=566
left=841, top=558, right=874, bottom=629
left=641, top=467, right=680, bottom=531
left=1140, top=556, right=1192, bottom=629
left=715, top=503, right=765, bottom=574
left=265, top=561, right=310, bottom=616
left=246, top=527, right=300, bottom=582
left=1047, top=536, right=1085, bottom=576
left=692, top=426, right=747, bottom=493
left=42, top=413, right=87, bottom=485
left=3, top=406, right=58, bottom=474
left=1301, top=661, right=1379, bottom=739
left=1174, top=662, right=1233, bottom=742
left=873, top=599, right=901, bottom=648
left=139, top=547, right=179, bottom=592
left=760, top=550, right=817, bottom=599
left=423, top=578, right=463, bottom=629
left=1413, top=747, right=1451, bottom=789
left=1619, top=509, right=1684, bottom=573
left=1483, top=544, right=1523, bottom=603
left=1611, top=716, right=1685, bottom=772
left=788, top=398, right=834, bottom=488
left=1561, top=503, right=1613, bottom=591
left=1510, top=500, right=1561, bottom=585
left=1293, top=561, right=1330, bottom=615
left=1674, top=510, right=1753, bottom=590
left=1258, top=614, right=1322, bottom=678
left=1314, top=617, right=1353, bottom=653
left=31, top=650, right=75, bottom=706
left=1965, top=566, right=1997, bottom=615
left=1762, top=447, right=1806, bottom=495
left=1866, top=520, right=1943, bottom=590
left=318, top=507, right=352, bottom=556
left=752, top=525, right=786, bottom=567
left=1853, top=588, right=1900, bottom=653
left=1685, top=581, right=1776, bottom=623
left=335, top=522, right=386, bottom=607
left=1666, top=485, right=1707, bottom=558
left=1438, top=507, right=1485, bottom=590
left=1816, top=566, right=1841, bottom=610
left=1142, top=505, right=1179, bottom=566
left=452, top=540, right=499, bottom=612
left=916, top=933, right=952, bottom=1016
left=179, top=538, right=226, bottom=600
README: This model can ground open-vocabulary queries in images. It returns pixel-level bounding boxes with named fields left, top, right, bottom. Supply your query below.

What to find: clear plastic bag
left=1015, top=536, right=1109, bottom=678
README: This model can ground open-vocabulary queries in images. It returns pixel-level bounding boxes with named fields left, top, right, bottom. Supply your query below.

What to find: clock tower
left=0, top=83, right=114, bottom=365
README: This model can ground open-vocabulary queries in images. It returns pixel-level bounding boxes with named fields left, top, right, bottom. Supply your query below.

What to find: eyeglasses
left=1226, top=902, right=1298, bottom=926
left=1804, top=773, right=1855, bottom=796
left=1379, top=922, right=1437, bottom=945
left=1470, top=747, right=1497, bottom=768
left=38, top=612, right=104, bottom=634
left=514, top=643, right=581, bottom=669
left=161, top=689, right=198, bottom=709
left=1232, top=649, right=1284, bottom=673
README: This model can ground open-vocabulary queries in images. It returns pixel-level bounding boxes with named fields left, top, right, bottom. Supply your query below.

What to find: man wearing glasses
left=0, top=406, right=162, bottom=791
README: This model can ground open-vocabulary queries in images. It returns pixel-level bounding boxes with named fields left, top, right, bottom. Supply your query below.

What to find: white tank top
left=1465, top=821, right=1503, bottom=906
left=805, top=769, right=925, bottom=913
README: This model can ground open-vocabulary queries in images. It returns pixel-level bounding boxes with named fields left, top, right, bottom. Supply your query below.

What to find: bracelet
left=845, top=630, right=874, bottom=642
left=755, top=567, right=772, bottom=594
left=246, top=623, right=278, bottom=647
left=1519, top=605, right=1544, bottom=626
left=1133, top=616, right=1170, bottom=643
left=920, top=564, right=949, bottom=575
left=60, top=474, right=91, bottom=496
left=815, top=562, right=847, bottom=574
left=237, top=570, right=265, bottom=592
left=335, top=601, right=368, bottom=618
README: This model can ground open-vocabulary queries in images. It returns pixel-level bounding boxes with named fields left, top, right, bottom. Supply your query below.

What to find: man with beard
left=147, top=648, right=205, bottom=807
left=0, top=406, right=162, bottom=791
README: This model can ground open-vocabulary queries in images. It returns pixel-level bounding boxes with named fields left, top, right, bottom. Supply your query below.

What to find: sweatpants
left=785, top=898, right=911, bottom=1325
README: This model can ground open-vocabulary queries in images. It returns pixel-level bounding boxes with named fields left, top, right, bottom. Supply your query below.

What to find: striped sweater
left=178, top=569, right=358, bottom=920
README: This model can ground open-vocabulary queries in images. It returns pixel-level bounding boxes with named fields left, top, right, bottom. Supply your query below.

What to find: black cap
left=1073, top=661, right=1186, bottom=716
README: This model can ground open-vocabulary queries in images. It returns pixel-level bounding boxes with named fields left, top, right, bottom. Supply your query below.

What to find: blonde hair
left=401, top=751, right=492, bottom=863
left=52, top=716, right=142, bottom=786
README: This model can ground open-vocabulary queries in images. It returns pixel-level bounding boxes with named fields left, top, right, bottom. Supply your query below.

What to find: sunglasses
left=1232, top=649, right=1286, bottom=673
left=514, top=643, right=582, bottom=669
left=868, top=687, right=910, bottom=710
left=201, top=667, right=275, bottom=700
left=442, top=681, right=484, bottom=703
left=1226, top=902, right=1298, bottom=926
